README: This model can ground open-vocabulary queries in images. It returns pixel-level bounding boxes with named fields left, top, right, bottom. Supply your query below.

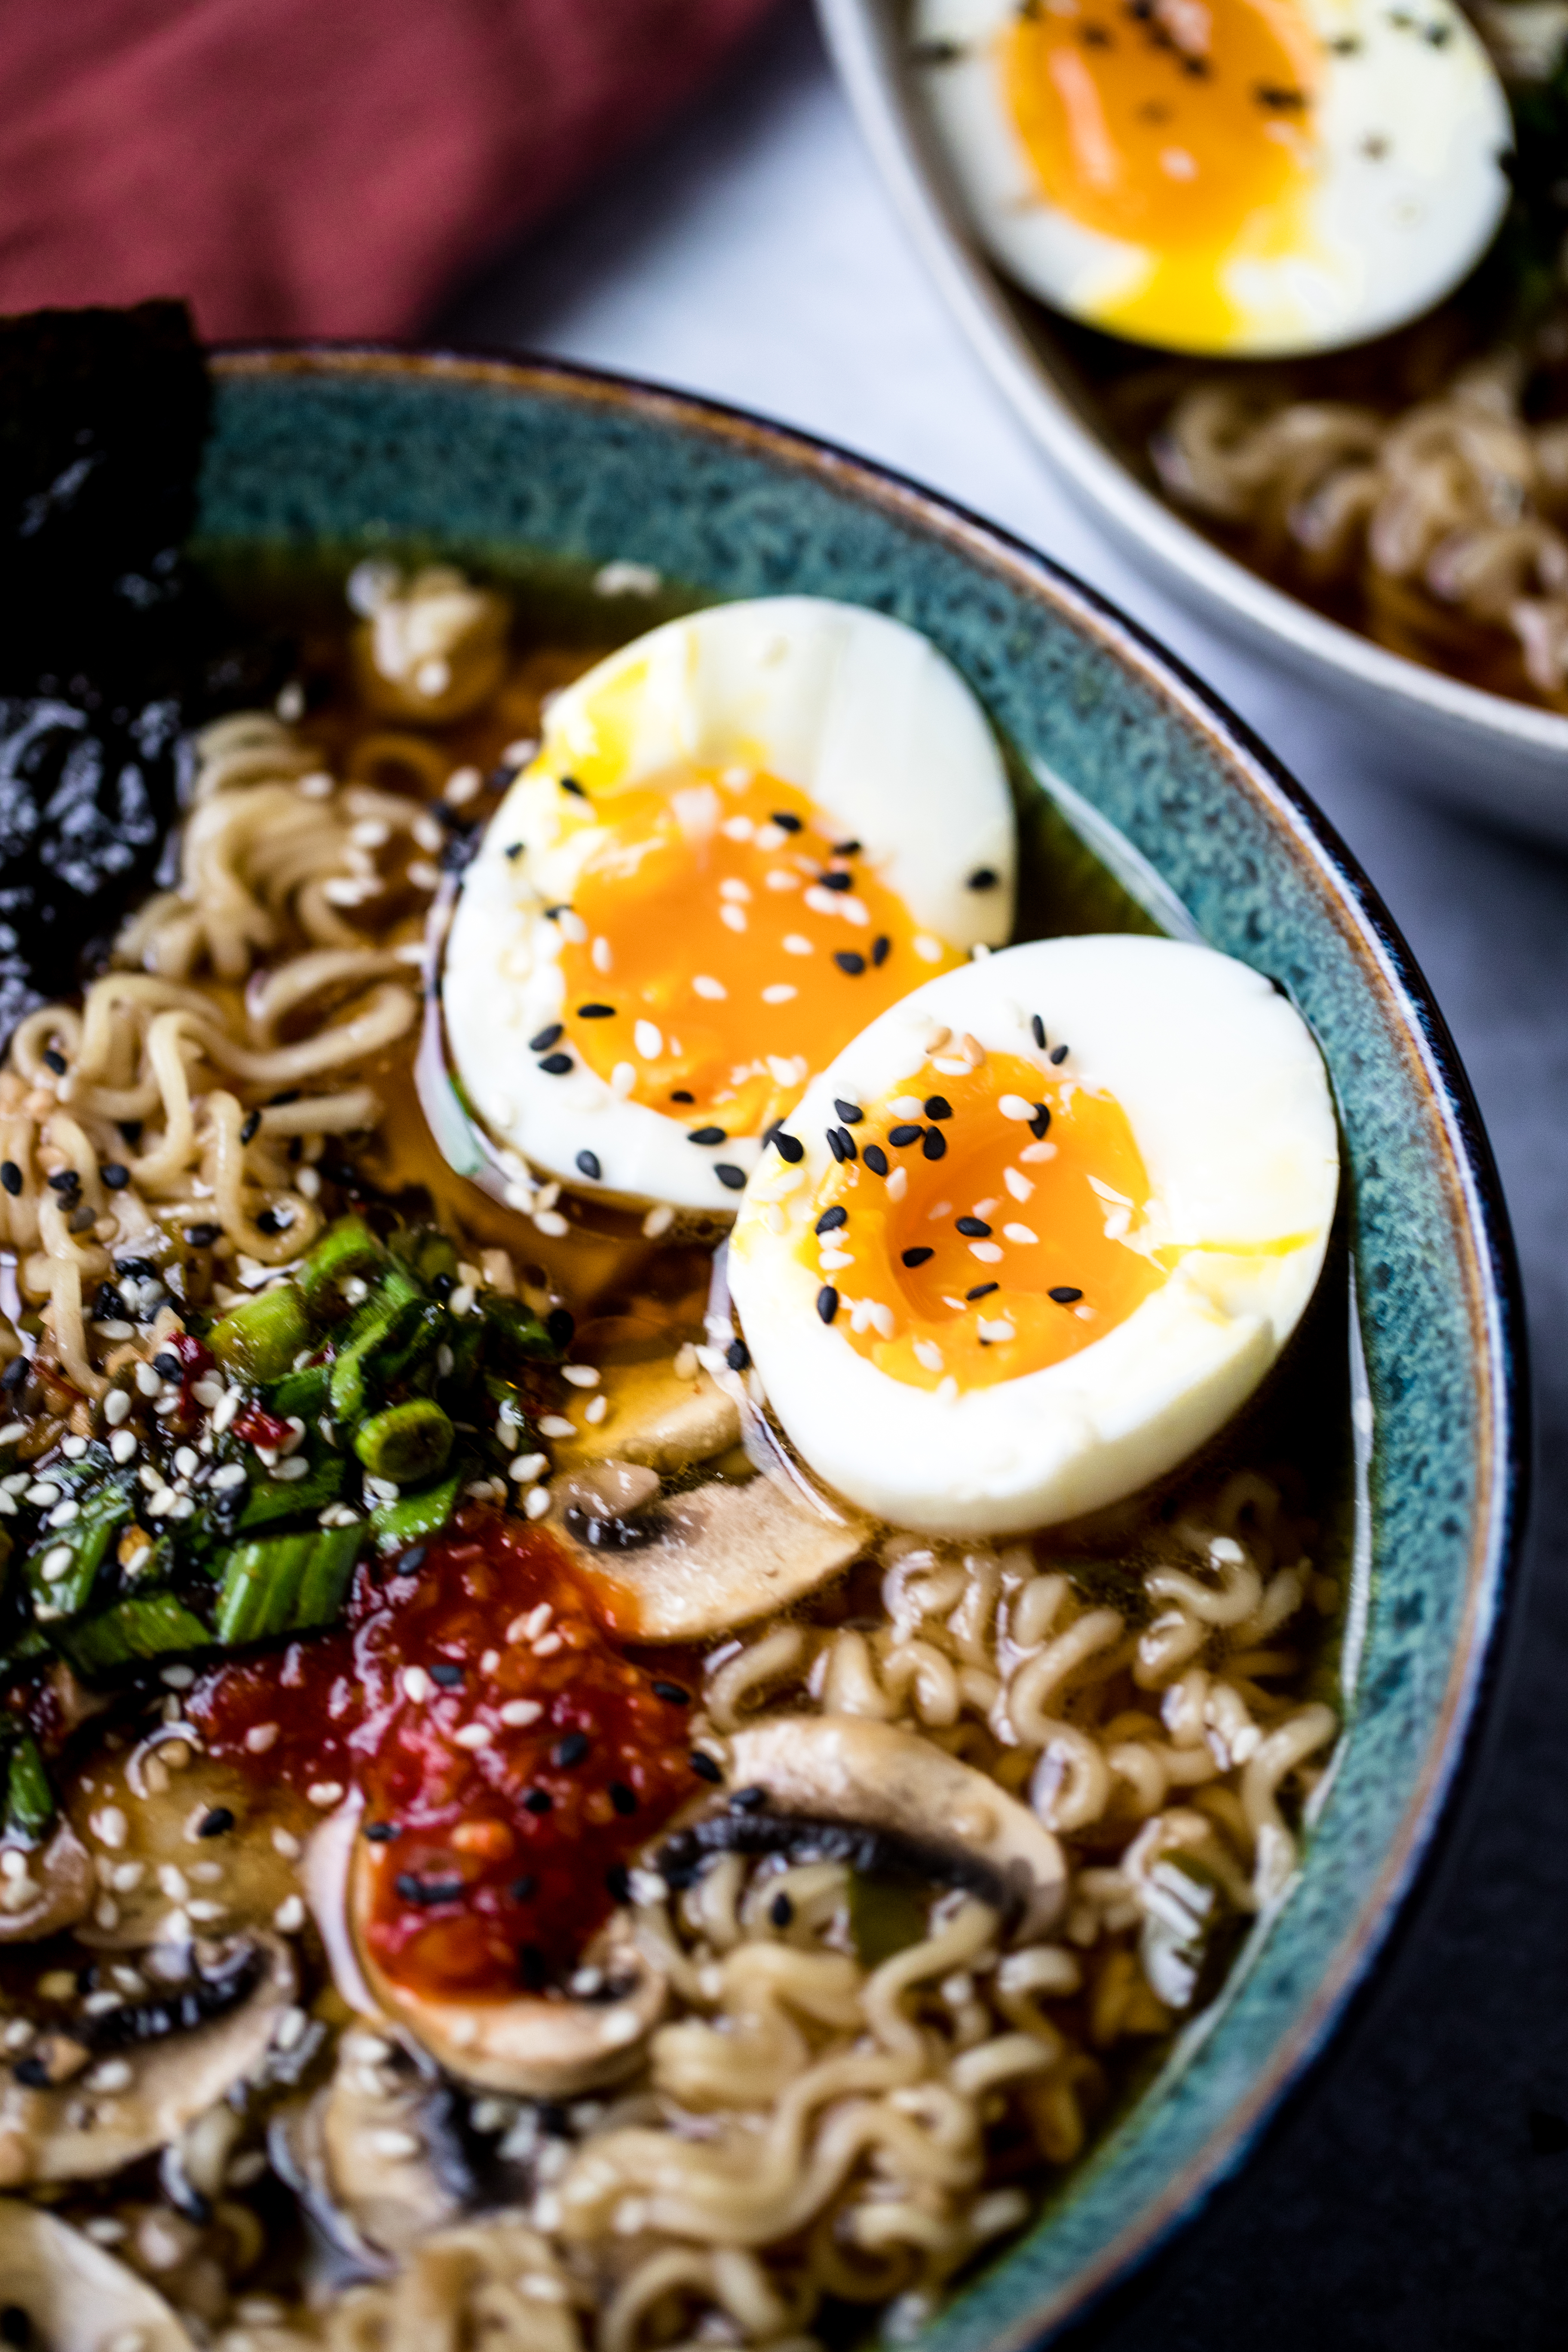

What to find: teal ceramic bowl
left=198, top=348, right=1525, bottom=2346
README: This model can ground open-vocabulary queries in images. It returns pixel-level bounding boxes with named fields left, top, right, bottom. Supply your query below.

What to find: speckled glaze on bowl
left=817, top=0, right=1568, bottom=846
left=197, top=348, right=1525, bottom=2346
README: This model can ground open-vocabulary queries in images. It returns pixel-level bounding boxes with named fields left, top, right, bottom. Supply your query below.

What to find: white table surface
left=440, top=12, right=1568, bottom=2338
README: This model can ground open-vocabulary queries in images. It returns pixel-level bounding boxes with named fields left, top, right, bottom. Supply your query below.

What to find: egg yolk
left=551, top=766, right=968, bottom=1134
left=799, top=1049, right=1168, bottom=1390
left=1004, top=0, right=1320, bottom=350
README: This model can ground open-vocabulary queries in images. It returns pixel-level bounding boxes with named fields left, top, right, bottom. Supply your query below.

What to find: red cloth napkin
left=0, top=0, right=776, bottom=341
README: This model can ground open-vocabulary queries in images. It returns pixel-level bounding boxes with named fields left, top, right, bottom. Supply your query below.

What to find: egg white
left=727, top=935, right=1339, bottom=1535
left=914, top=0, right=1512, bottom=358
left=441, top=597, right=1016, bottom=1215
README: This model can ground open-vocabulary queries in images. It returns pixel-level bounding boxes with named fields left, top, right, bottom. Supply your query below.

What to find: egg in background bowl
left=913, top=0, right=1512, bottom=355
left=440, top=596, right=1017, bottom=1218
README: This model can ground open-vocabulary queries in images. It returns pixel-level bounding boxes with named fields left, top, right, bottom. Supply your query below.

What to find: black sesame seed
left=396, top=1873, right=465, bottom=1905
left=816, top=1206, right=848, bottom=1234
left=771, top=1129, right=804, bottom=1164
left=529, top=1024, right=564, bottom=1053
left=504, top=841, right=524, bottom=860
left=116, top=1256, right=157, bottom=1278
left=196, top=1807, right=235, bottom=1838
left=902, top=1246, right=934, bottom=1268
left=1050, top=1044, right=1069, bottom=1065
left=555, top=1731, right=591, bottom=1768
left=834, top=952, right=866, bottom=976
left=820, top=870, right=854, bottom=893
left=606, top=1863, right=631, bottom=1902
left=576, top=1150, right=602, bottom=1182
left=671, top=1090, right=695, bottom=1104
left=769, top=1891, right=795, bottom=1928
left=519, top=1944, right=548, bottom=1991
left=511, top=1874, right=538, bottom=1901
left=967, top=867, right=999, bottom=890
left=12, top=2057, right=51, bottom=2089
left=1049, top=1286, right=1084, bottom=1304
left=547, top=1308, right=576, bottom=1349
left=364, top=1822, right=399, bottom=1842
left=715, top=1164, right=747, bottom=1191
left=610, top=1781, right=638, bottom=1816
left=429, top=1661, right=464, bottom=1686
left=817, top=1285, right=839, bottom=1324
left=726, top=1338, right=750, bottom=1372
left=559, top=776, right=589, bottom=798
left=1031, top=1014, right=1047, bottom=1050
left=544, top=905, right=569, bottom=921
left=871, top=934, right=891, bottom=966
left=652, top=1680, right=691, bottom=1705
left=255, top=1208, right=285, bottom=1235
left=538, top=1052, right=573, bottom=1076
left=731, top=1784, right=769, bottom=1812
left=956, top=1216, right=992, bottom=1238
left=924, top=1096, right=952, bottom=1120
left=922, top=1128, right=947, bottom=1161
left=1029, top=1104, right=1052, bottom=1139
left=0, top=1164, right=19, bottom=1197
left=42, top=1049, right=66, bottom=1075
left=576, top=1003, right=615, bottom=1019
left=835, top=1127, right=858, bottom=1162
left=1, top=1358, right=27, bottom=1390
left=864, top=1145, right=889, bottom=1177
left=833, top=839, right=862, bottom=856
left=833, top=1100, right=864, bottom=1125
left=966, top=1281, right=999, bottom=1300
left=688, top=1126, right=728, bottom=1146
left=523, top=1788, right=554, bottom=1814
left=183, top=1224, right=221, bottom=1248
left=94, top=1280, right=126, bottom=1321
left=100, top=1163, right=131, bottom=1191
left=888, top=1124, right=922, bottom=1148
left=153, top=1350, right=183, bottom=1379
left=772, top=812, right=803, bottom=832
left=690, top=1750, right=723, bottom=1783
left=826, top=1129, right=846, bottom=1166
left=431, top=1271, right=456, bottom=1300
left=119, top=1119, right=144, bottom=1145
left=46, top=1169, right=78, bottom=1193
left=401, top=1544, right=429, bottom=1574
left=239, top=1110, right=261, bottom=1145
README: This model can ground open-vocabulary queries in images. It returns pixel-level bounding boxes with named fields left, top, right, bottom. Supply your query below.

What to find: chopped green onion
left=329, top=1268, right=427, bottom=1421
left=212, top=1525, right=361, bottom=1645
left=298, top=1214, right=387, bottom=1316
left=208, top=1282, right=311, bottom=1382
left=267, top=1359, right=331, bottom=1424
left=2, top=1730, right=54, bottom=1842
left=236, top=1451, right=347, bottom=1531
left=354, top=1399, right=453, bottom=1484
left=390, top=1225, right=459, bottom=1290
left=482, top=1295, right=564, bottom=1365
left=61, top=1592, right=212, bottom=1681
left=371, top=1467, right=463, bottom=1551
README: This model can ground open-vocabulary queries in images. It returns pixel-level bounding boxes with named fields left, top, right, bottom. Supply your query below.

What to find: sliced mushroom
left=0, top=2196, right=194, bottom=2352
left=552, top=1348, right=740, bottom=1475
left=715, top=1716, right=1068, bottom=1942
left=0, top=1819, right=93, bottom=1943
left=0, top=1932, right=296, bottom=2185
left=554, top=1473, right=868, bottom=1642
left=350, top=1839, right=665, bottom=2099
left=273, top=2026, right=472, bottom=2267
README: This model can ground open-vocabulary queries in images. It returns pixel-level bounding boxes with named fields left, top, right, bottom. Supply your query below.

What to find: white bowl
left=818, top=0, right=1568, bottom=843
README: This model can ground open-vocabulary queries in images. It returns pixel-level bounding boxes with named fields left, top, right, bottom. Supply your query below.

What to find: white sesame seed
left=977, top=1318, right=1016, bottom=1343
left=1003, top=1223, right=1039, bottom=1245
left=135, top=1363, right=161, bottom=1397
left=500, top=1699, right=544, bottom=1728
left=444, top=764, right=482, bottom=806
left=538, top=1414, right=575, bottom=1439
left=913, top=1339, right=945, bottom=1372
left=449, top=1283, right=476, bottom=1316
left=692, top=974, right=727, bottom=999
left=584, top=1394, right=607, bottom=1424
left=722, top=815, right=754, bottom=841
left=172, top=1446, right=199, bottom=1478
left=634, top=1020, right=662, bottom=1060
left=1004, top=1167, right=1035, bottom=1202
left=274, top=1894, right=306, bottom=1933
left=524, top=1486, right=551, bottom=1521
left=0, top=1425, right=25, bottom=1450
left=369, top=2128, right=422, bottom=2160
left=765, top=867, right=799, bottom=889
left=612, top=1062, right=637, bottom=1098
left=158, top=1864, right=190, bottom=1901
left=92, top=1805, right=127, bottom=1849
left=561, top=1364, right=600, bottom=1388
left=95, top=1894, right=120, bottom=1929
left=761, top=983, right=796, bottom=1004
left=719, top=904, right=747, bottom=934
left=642, top=1204, right=674, bottom=1238
left=275, top=2006, right=308, bottom=2051
left=40, top=1546, right=74, bottom=1582
left=307, top=1781, right=344, bottom=1808
left=47, top=1497, right=79, bottom=1527
left=509, top=1451, right=548, bottom=1483
left=803, top=886, right=838, bottom=918
left=159, top=1663, right=195, bottom=1689
left=211, top=1387, right=239, bottom=1432
left=998, top=1095, right=1035, bottom=1121
left=211, top=1461, right=246, bottom=1490
left=270, top=1455, right=311, bottom=1482
left=886, top=1167, right=909, bottom=1201
left=245, top=1724, right=279, bottom=1753
left=718, top=876, right=751, bottom=901
left=913, top=935, right=944, bottom=962
left=532, top=1212, right=569, bottom=1240
left=403, top=1666, right=432, bottom=1703
left=272, top=1826, right=302, bottom=1859
left=782, top=933, right=813, bottom=956
left=84, top=2214, right=128, bottom=2243
left=24, top=1481, right=58, bottom=1506
left=454, top=1724, right=491, bottom=1749
left=186, top=1899, right=226, bottom=1923
left=61, top=1435, right=87, bottom=1460
left=969, top=1241, right=1003, bottom=1263
left=111, top=1862, right=145, bottom=1893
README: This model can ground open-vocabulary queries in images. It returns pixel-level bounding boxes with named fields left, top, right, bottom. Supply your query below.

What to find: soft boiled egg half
left=441, top=597, right=1015, bottom=1217
left=727, top=935, right=1338, bottom=1535
left=913, top=0, right=1511, bottom=355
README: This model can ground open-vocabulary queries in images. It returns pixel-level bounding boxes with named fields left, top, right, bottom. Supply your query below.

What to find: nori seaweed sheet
left=0, top=301, right=284, bottom=1039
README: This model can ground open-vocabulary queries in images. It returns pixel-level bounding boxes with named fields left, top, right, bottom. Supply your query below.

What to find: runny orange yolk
left=802, top=1050, right=1167, bottom=1390
left=1004, top=0, right=1320, bottom=350
left=554, top=766, right=967, bottom=1131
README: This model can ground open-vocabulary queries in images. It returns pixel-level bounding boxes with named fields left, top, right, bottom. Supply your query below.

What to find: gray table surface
left=439, top=12, right=1568, bottom=2336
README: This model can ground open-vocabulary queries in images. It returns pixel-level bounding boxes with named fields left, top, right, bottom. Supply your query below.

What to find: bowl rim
left=205, top=340, right=1531, bottom=2333
left=814, top=0, right=1568, bottom=764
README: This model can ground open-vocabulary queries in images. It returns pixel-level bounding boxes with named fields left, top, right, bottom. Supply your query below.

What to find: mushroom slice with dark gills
left=0, top=1932, right=296, bottom=2186
left=273, top=2025, right=477, bottom=2269
left=0, top=1819, right=94, bottom=1944
left=349, top=1833, right=668, bottom=2099
left=0, top=2198, right=194, bottom=2352
left=551, top=1469, right=869, bottom=1643
left=670, top=1715, right=1069, bottom=1943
